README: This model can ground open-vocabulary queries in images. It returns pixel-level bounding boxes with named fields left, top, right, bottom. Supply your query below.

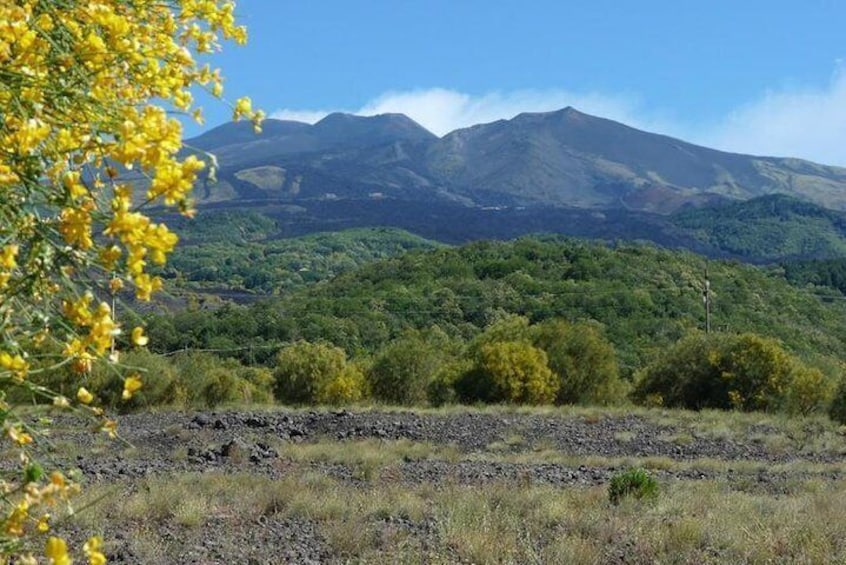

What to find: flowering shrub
left=0, top=1, right=261, bottom=561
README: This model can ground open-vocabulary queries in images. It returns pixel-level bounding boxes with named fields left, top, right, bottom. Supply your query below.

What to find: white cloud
left=271, top=73, right=846, bottom=166
left=272, top=88, right=668, bottom=137
left=702, top=68, right=846, bottom=166
left=272, top=108, right=338, bottom=125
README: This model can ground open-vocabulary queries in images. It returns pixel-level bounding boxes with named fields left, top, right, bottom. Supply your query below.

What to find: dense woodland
left=28, top=210, right=845, bottom=422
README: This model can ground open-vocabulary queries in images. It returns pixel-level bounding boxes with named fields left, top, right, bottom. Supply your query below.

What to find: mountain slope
left=187, top=107, right=846, bottom=214
left=671, top=194, right=846, bottom=260
left=149, top=237, right=846, bottom=375
left=426, top=107, right=846, bottom=212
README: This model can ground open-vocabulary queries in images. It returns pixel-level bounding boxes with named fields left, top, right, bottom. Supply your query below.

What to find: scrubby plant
left=88, top=349, right=178, bottom=411
left=317, top=365, right=367, bottom=405
left=608, top=468, right=659, bottom=505
left=828, top=377, right=846, bottom=425
left=367, top=334, right=442, bottom=405
left=533, top=319, right=628, bottom=405
left=633, top=332, right=832, bottom=414
left=475, top=341, right=558, bottom=404
left=274, top=341, right=366, bottom=405
left=0, top=1, right=262, bottom=559
left=784, top=366, right=835, bottom=416
left=428, top=359, right=472, bottom=406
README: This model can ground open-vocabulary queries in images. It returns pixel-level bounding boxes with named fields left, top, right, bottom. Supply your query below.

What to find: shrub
left=274, top=341, right=365, bottom=405
left=88, top=350, right=178, bottom=411
left=476, top=341, right=558, bottom=404
left=235, top=366, right=275, bottom=403
left=466, top=315, right=533, bottom=356
left=533, top=319, right=627, bottom=405
left=633, top=332, right=825, bottom=413
left=368, top=336, right=441, bottom=405
left=608, top=468, right=658, bottom=505
left=784, top=366, right=835, bottom=416
left=829, top=377, right=846, bottom=424
left=316, top=365, right=367, bottom=405
left=428, top=359, right=471, bottom=406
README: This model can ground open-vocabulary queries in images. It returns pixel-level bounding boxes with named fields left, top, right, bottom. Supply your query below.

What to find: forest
left=29, top=212, right=846, bottom=423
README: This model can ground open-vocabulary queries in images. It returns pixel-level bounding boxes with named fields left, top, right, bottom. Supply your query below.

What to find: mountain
left=186, top=107, right=846, bottom=211
left=671, top=193, right=846, bottom=261
left=172, top=109, right=846, bottom=259
left=427, top=107, right=846, bottom=212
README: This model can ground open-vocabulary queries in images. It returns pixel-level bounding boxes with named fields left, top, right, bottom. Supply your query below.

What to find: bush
left=784, top=366, right=835, bottom=416
left=427, top=359, right=471, bottom=406
left=316, top=365, right=366, bottom=405
left=368, top=335, right=442, bottom=405
left=633, top=332, right=828, bottom=413
left=608, top=468, right=658, bottom=505
left=533, top=319, right=627, bottom=405
left=475, top=341, right=558, bottom=404
left=829, top=377, right=846, bottom=424
left=88, top=350, right=179, bottom=411
left=274, top=341, right=365, bottom=405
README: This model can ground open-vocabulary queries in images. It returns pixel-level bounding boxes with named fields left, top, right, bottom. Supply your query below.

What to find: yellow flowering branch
left=0, top=0, right=261, bottom=560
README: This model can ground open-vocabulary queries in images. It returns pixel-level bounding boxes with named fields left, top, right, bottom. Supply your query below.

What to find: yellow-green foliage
left=534, top=319, right=627, bottom=405
left=478, top=341, right=558, bottom=404
left=785, top=367, right=835, bottom=416
left=634, top=332, right=835, bottom=414
left=367, top=332, right=445, bottom=405
left=274, top=340, right=365, bottom=405
left=88, top=350, right=178, bottom=410
left=316, top=365, right=366, bottom=405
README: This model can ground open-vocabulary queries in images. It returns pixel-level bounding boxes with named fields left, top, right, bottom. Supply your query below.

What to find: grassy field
left=38, top=405, right=846, bottom=563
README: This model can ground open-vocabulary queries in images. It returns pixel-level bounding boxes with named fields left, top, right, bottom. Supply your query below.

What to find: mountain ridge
left=172, top=108, right=846, bottom=254
left=187, top=107, right=846, bottom=214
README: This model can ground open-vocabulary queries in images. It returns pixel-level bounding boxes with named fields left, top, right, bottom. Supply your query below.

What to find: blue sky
left=195, top=1, right=846, bottom=165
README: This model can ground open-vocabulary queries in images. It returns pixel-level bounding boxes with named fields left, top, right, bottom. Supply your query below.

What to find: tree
left=534, top=319, right=627, bottom=405
left=274, top=341, right=365, bottom=405
left=0, top=1, right=261, bottom=560
left=633, top=332, right=832, bottom=413
left=475, top=341, right=558, bottom=405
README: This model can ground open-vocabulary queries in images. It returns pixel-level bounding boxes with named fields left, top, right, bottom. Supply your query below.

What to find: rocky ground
left=42, top=408, right=846, bottom=563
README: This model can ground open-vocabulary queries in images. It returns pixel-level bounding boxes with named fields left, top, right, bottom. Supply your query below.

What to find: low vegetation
left=61, top=405, right=846, bottom=563
left=608, top=468, right=659, bottom=505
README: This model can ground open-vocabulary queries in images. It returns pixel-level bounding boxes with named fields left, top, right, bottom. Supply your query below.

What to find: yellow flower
left=233, top=96, right=253, bottom=120
left=122, top=374, right=143, bottom=400
left=131, top=326, right=148, bottom=347
left=101, top=419, right=118, bottom=438
left=45, top=536, right=71, bottom=565
left=36, top=514, right=50, bottom=533
left=109, top=277, right=124, bottom=294
left=0, top=244, right=18, bottom=269
left=84, top=536, right=106, bottom=565
left=77, top=387, right=94, bottom=404
left=0, top=351, right=29, bottom=379
left=7, top=425, right=33, bottom=446
left=6, top=500, right=29, bottom=537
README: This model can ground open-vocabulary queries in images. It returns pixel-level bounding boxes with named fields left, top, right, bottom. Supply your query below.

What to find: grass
left=38, top=403, right=846, bottom=562
left=73, top=471, right=846, bottom=563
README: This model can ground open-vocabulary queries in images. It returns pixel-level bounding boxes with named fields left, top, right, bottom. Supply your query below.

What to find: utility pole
left=703, top=267, right=711, bottom=334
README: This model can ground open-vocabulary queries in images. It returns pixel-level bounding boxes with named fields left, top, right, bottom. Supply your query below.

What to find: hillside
left=148, top=237, right=846, bottom=375
left=160, top=195, right=846, bottom=280
left=670, top=194, right=846, bottom=261
left=160, top=213, right=443, bottom=294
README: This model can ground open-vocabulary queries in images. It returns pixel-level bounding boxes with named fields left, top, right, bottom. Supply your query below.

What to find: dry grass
left=73, top=471, right=846, bottom=563
left=46, top=404, right=846, bottom=562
